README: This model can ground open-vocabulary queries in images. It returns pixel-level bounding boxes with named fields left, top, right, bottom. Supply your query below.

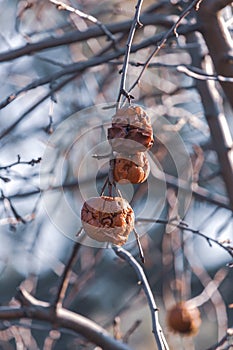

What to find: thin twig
left=53, top=231, right=83, bottom=309
left=113, top=245, right=169, bottom=350
left=0, top=155, right=42, bottom=170
left=123, top=320, right=142, bottom=343
left=49, top=0, right=117, bottom=46
left=136, top=218, right=233, bottom=261
left=117, top=0, right=144, bottom=105
left=128, top=0, right=204, bottom=95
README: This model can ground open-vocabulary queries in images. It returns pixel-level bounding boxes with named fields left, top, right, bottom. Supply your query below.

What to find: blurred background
left=0, top=0, right=233, bottom=349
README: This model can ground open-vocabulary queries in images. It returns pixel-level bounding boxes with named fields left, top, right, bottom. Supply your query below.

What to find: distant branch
left=53, top=237, right=82, bottom=309
left=205, top=328, right=233, bottom=350
left=49, top=0, right=117, bottom=46
left=0, top=170, right=231, bottom=211
left=0, top=13, right=184, bottom=63
left=177, top=65, right=233, bottom=82
left=185, top=31, right=233, bottom=210
left=128, top=0, right=204, bottom=94
left=0, top=21, right=198, bottom=110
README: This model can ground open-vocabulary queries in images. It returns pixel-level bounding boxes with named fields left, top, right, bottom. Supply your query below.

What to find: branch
left=113, top=246, right=169, bottom=350
left=0, top=155, right=41, bottom=170
left=185, top=31, right=233, bottom=210
left=49, top=0, right=117, bottom=46
left=0, top=74, right=76, bottom=140
left=53, top=238, right=82, bottom=309
left=128, top=0, right=203, bottom=94
left=136, top=217, right=233, bottom=262
left=177, top=64, right=233, bottom=82
left=0, top=13, right=185, bottom=63
left=0, top=21, right=198, bottom=110
left=117, top=0, right=144, bottom=105
left=0, top=288, right=133, bottom=350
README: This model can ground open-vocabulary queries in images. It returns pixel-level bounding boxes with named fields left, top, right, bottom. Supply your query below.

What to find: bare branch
left=0, top=13, right=183, bottom=63
left=49, top=0, right=117, bottom=45
left=53, top=238, right=82, bottom=309
left=128, top=0, right=203, bottom=94
left=0, top=288, right=133, bottom=350
left=197, top=0, right=233, bottom=107
left=177, top=64, right=233, bottom=82
left=113, top=246, right=169, bottom=350
left=136, top=217, right=233, bottom=261
left=185, top=31, right=233, bottom=210
left=122, top=320, right=142, bottom=344
left=0, top=21, right=198, bottom=110
left=0, top=74, right=76, bottom=140
left=117, top=0, right=144, bottom=105
left=0, top=156, right=42, bottom=170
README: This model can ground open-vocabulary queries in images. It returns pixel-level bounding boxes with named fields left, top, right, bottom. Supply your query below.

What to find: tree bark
left=186, top=31, right=233, bottom=209
left=197, top=0, right=233, bottom=107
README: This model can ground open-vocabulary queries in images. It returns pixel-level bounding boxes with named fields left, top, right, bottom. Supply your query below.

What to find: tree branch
left=177, top=64, right=233, bottom=82
left=128, top=0, right=203, bottom=95
left=185, top=31, right=233, bottom=210
left=0, top=22, right=198, bottom=110
left=0, top=13, right=183, bottom=63
left=0, top=288, right=133, bottom=350
left=136, top=217, right=233, bottom=262
left=197, top=0, right=233, bottom=107
left=113, top=246, right=169, bottom=350
left=0, top=155, right=41, bottom=170
left=53, top=239, right=82, bottom=309
left=117, top=0, right=144, bottom=105
left=49, top=0, right=117, bottom=46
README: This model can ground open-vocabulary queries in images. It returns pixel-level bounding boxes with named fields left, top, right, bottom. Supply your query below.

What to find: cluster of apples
left=81, top=105, right=154, bottom=246
left=108, top=105, right=154, bottom=184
